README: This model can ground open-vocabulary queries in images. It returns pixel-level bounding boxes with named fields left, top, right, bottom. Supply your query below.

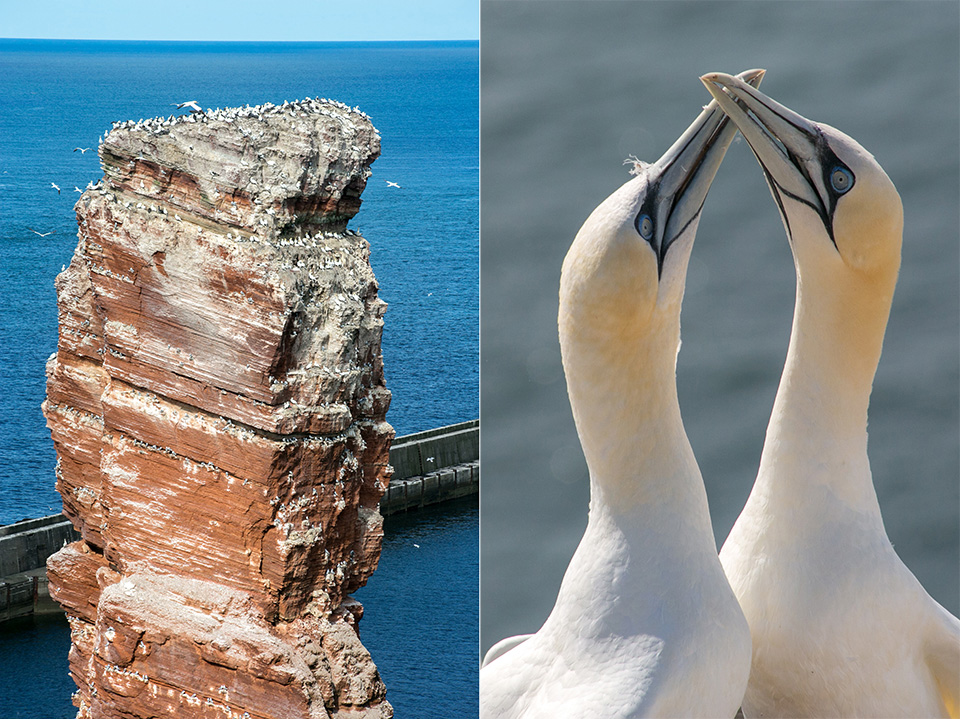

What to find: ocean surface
left=0, top=40, right=477, bottom=717
left=480, top=1, right=960, bottom=653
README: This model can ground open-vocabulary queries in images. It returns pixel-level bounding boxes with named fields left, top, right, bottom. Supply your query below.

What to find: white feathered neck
left=557, top=189, right=715, bottom=542
left=756, top=214, right=901, bottom=515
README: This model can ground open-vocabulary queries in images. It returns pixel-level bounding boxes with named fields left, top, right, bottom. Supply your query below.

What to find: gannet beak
left=651, top=69, right=765, bottom=272
left=700, top=72, right=832, bottom=239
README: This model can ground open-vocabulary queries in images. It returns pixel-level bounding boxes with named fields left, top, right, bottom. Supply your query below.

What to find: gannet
left=479, top=69, right=765, bottom=719
left=385, top=180, right=401, bottom=188
left=72, top=147, right=90, bottom=154
left=27, top=227, right=54, bottom=237
left=50, top=182, right=60, bottom=194
left=173, top=100, right=202, bottom=112
left=702, top=72, right=960, bottom=718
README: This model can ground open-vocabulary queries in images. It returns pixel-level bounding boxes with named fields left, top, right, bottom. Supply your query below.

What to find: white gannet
left=385, top=180, right=401, bottom=188
left=73, top=147, right=90, bottom=154
left=173, top=100, right=202, bottom=112
left=27, top=227, right=55, bottom=237
left=702, top=72, right=960, bottom=718
left=50, top=182, right=60, bottom=194
left=479, top=69, right=765, bottom=719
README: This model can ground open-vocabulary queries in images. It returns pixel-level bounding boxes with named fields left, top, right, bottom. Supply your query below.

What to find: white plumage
left=703, top=72, right=960, bottom=719
left=480, top=70, right=767, bottom=718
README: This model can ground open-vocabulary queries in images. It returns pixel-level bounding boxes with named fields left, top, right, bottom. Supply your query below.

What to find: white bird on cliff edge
left=703, top=72, right=960, bottom=719
left=385, top=180, right=401, bottom=188
left=173, top=100, right=202, bottom=112
left=479, top=69, right=767, bottom=719
left=50, top=182, right=60, bottom=194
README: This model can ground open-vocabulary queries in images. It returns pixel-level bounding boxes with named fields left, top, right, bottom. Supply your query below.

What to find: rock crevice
left=45, top=99, right=394, bottom=718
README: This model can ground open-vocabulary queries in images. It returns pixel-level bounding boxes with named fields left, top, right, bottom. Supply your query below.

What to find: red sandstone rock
left=44, top=99, right=394, bottom=718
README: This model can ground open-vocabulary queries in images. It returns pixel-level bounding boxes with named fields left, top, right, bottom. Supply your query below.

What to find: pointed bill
left=700, top=72, right=831, bottom=231
left=652, top=69, right=765, bottom=269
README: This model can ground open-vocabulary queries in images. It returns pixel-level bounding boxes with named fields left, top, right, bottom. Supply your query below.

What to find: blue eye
left=830, top=166, right=853, bottom=194
left=637, top=214, right=653, bottom=241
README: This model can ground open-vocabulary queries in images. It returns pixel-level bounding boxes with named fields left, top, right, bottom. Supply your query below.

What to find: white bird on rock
left=479, top=69, right=766, bottom=719
left=702, top=71, right=960, bottom=719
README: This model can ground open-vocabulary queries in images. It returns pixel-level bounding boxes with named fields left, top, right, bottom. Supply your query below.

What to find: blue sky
left=2, top=0, right=478, bottom=41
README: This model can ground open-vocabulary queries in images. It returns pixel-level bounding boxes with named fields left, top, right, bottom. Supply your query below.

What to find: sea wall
left=382, top=420, right=478, bottom=514
left=0, top=422, right=478, bottom=623
left=0, top=515, right=79, bottom=621
left=0, top=514, right=79, bottom=577
left=43, top=99, right=394, bottom=719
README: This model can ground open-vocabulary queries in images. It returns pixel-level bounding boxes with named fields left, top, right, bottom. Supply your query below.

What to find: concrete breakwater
left=382, top=419, right=479, bottom=514
left=0, top=419, right=478, bottom=622
left=0, top=515, right=79, bottom=622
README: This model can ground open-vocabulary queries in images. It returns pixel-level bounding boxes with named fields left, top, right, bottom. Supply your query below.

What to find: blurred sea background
left=0, top=39, right=478, bottom=718
left=480, top=1, right=959, bottom=654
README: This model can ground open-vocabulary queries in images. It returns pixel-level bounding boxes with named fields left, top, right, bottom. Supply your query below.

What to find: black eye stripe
left=634, top=191, right=669, bottom=275
left=814, top=131, right=855, bottom=202
left=752, top=148, right=835, bottom=249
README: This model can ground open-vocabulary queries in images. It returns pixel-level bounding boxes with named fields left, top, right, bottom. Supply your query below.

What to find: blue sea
left=0, top=40, right=478, bottom=718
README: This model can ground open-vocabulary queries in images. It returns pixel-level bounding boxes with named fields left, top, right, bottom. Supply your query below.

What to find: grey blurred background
left=480, top=1, right=960, bottom=655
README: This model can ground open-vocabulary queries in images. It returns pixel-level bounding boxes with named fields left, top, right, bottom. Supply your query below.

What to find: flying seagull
left=50, top=183, right=60, bottom=194
left=173, top=101, right=202, bottom=112
left=28, top=228, right=55, bottom=237
left=73, top=147, right=91, bottom=154
left=385, top=181, right=401, bottom=188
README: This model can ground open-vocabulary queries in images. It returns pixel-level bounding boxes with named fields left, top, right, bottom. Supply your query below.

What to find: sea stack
left=43, top=100, right=395, bottom=718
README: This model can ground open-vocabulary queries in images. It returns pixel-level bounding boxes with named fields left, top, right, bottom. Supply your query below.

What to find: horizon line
left=0, top=37, right=479, bottom=44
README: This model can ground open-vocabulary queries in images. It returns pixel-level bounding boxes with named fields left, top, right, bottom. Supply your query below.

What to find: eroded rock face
left=44, top=99, right=394, bottom=718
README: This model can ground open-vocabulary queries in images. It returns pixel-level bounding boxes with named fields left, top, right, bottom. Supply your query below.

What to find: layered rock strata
left=44, top=99, right=394, bottom=718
